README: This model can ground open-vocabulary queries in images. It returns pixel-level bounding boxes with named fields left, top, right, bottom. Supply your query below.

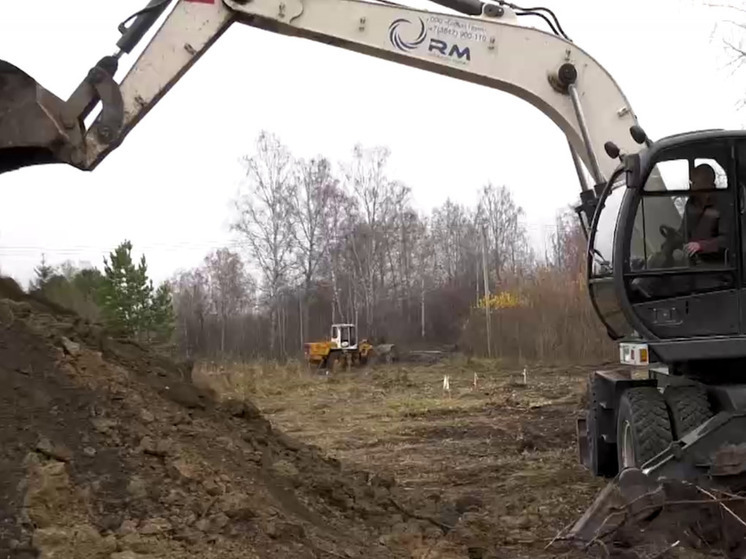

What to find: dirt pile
left=0, top=277, right=461, bottom=559
left=567, top=467, right=746, bottom=558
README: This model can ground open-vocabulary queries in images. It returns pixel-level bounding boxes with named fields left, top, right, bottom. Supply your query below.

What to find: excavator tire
left=616, top=387, right=673, bottom=470
left=662, top=385, right=713, bottom=439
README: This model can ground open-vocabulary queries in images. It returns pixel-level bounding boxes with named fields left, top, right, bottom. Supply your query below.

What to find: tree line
left=28, top=240, right=175, bottom=346
left=169, top=131, right=614, bottom=363
left=19, top=130, right=616, bottom=364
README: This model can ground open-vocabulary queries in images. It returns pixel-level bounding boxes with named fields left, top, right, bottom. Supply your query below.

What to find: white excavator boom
left=81, top=0, right=641, bottom=186
left=0, top=0, right=649, bottom=192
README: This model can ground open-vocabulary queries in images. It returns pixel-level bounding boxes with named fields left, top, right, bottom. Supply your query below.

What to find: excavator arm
left=0, top=0, right=645, bottom=194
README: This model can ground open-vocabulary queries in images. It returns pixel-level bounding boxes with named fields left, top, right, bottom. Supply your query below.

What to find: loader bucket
left=0, top=60, right=74, bottom=174
left=566, top=411, right=746, bottom=555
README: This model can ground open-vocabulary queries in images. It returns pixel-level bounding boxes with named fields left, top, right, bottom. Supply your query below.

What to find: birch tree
left=170, top=268, right=208, bottom=359
left=288, top=156, right=338, bottom=345
left=477, top=183, right=529, bottom=285
left=232, top=131, right=295, bottom=355
left=203, top=248, right=254, bottom=354
left=341, top=144, right=399, bottom=335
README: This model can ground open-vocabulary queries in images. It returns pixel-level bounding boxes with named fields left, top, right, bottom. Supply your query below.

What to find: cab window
left=627, top=142, right=736, bottom=301
left=589, top=173, right=625, bottom=278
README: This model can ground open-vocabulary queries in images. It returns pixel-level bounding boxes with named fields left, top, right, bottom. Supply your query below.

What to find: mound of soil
left=0, top=278, right=458, bottom=559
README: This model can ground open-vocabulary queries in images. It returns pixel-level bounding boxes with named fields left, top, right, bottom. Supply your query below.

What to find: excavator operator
left=650, top=162, right=727, bottom=270
left=680, top=163, right=727, bottom=263
left=632, top=163, right=728, bottom=299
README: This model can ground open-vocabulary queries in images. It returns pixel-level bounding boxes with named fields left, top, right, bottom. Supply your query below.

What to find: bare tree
left=410, top=212, right=433, bottom=339
left=430, top=199, right=473, bottom=285
left=548, top=207, right=586, bottom=273
left=341, top=143, right=405, bottom=336
left=203, top=248, right=254, bottom=354
left=288, top=156, right=339, bottom=346
left=321, top=185, right=357, bottom=324
left=477, top=183, right=529, bottom=286
left=162, top=132, right=615, bottom=363
left=170, top=268, right=208, bottom=359
left=232, top=131, right=296, bottom=356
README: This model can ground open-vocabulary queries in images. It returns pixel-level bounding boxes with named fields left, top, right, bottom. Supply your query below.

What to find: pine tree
left=99, top=241, right=152, bottom=338
left=29, top=254, right=56, bottom=291
left=98, top=240, right=174, bottom=343
left=73, top=268, right=106, bottom=303
left=151, top=282, right=176, bottom=343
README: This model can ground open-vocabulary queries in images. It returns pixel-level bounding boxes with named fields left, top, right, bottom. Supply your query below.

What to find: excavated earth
left=0, top=275, right=737, bottom=559
left=0, top=277, right=471, bottom=559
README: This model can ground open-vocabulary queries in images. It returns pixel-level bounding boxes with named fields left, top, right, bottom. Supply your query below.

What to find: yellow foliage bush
left=476, top=290, right=527, bottom=310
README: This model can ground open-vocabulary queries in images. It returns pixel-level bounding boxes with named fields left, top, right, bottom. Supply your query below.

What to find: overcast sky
left=0, top=0, right=744, bottom=287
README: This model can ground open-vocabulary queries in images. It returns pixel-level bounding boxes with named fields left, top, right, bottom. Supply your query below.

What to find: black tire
left=663, top=385, right=713, bottom=439
left=587, top=375, right=618, bottom=478
left=325, top=352, right=339, bottom=371
left=616, top=387, right=673, bottom=470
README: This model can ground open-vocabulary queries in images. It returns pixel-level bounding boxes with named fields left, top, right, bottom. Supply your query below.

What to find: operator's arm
left=693, top=207, right=727, bottom=255
left=678, top=200, right=727, bottom=259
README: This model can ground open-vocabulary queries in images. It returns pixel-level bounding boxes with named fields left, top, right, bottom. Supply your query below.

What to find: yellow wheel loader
left=304, top=323, right=375, bottom=370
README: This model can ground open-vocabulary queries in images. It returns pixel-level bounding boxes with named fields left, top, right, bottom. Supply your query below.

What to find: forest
left=23, top=130, right=616, bottom=364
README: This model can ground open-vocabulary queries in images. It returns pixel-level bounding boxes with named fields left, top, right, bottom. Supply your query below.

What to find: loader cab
left=588, top=130, right=746, bottom=362
left=330, top=323, right=358, bottom=350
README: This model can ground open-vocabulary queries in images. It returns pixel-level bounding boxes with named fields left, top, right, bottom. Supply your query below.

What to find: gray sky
left=0, top=0, right=743, bottom=287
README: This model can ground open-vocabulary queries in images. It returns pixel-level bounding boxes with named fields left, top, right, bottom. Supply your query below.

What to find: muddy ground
left=198, top=361, right=607, bottom=558
left=0, top=276, right=722, bottom=559
left=198, top=360, right=719, bottom=559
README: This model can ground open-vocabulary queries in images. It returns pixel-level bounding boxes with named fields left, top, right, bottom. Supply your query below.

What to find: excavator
left=4, top=0, right=746, bottom=548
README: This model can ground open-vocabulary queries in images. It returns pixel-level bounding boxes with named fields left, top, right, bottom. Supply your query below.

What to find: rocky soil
left=1, top=274, right=737, bottom=559
left=0, top=277, right=469, bottom=559
left=203, top=353, right=735, bottom=558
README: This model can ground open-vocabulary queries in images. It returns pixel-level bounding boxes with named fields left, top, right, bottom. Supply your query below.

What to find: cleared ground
left=198, top=358, right=614, bottom=558
left=1, top=274, right=717, bottom=559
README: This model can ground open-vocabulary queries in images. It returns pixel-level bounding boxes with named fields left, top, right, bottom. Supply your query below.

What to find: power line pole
left=481, top=226, right=492, bottom=359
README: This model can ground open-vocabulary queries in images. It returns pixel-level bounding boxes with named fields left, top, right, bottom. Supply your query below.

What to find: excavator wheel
left=662, top=384, right=713, bottom=439
left=616, top=387, right=673, bottom=470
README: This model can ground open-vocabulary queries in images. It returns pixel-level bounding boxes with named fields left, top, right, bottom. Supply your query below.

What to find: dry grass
left=192, top=358, right=314, bottom=400
left=193, top=358, right=717, bottom=558
left=461, top=269, right=618, bottom=363
left=193, top=357, right=616, bottom=557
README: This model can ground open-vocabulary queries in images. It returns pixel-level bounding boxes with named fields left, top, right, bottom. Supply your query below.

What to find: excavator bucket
left=0, top=60, right=82, bottom=174
left=567, top=412, right=746, bottom=556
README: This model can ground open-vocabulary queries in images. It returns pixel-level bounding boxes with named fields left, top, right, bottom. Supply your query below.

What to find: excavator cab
left=568, top=130, right=746, bottom=544
left=589, top=130, right=746, bottom=353
left=579, top=129, right=746, bottom=485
